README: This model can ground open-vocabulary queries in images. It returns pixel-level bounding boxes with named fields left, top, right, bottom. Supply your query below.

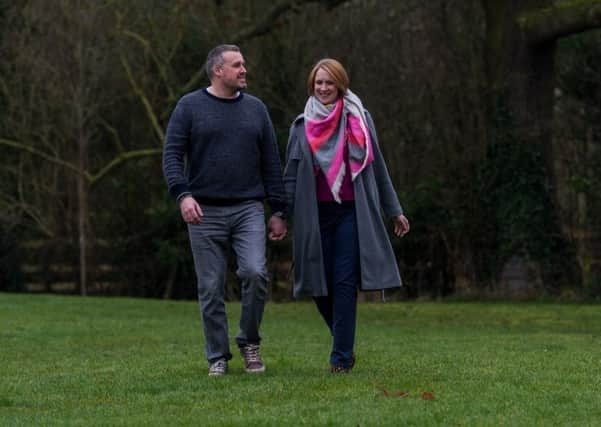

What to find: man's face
left=216, top=51, right=247, bottom=91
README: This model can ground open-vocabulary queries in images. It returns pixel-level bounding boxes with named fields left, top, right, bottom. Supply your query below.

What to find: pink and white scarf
left=304, top=89, right=374, bottom=203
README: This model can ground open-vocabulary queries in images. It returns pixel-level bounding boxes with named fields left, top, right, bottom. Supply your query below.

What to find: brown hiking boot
left=239, top=344, right=265, bottom=373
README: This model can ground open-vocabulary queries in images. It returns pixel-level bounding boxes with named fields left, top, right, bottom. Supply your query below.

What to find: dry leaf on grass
left=421, top=391, right=435, bottom=400
left=375, top=383, right=408, bottom=398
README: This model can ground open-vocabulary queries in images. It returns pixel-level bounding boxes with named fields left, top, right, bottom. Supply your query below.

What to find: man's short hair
left=205, top=44, right=241, bottom=81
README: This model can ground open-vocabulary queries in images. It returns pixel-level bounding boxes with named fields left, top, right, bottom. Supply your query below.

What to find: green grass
left=1, top=293, right=600, bottom=426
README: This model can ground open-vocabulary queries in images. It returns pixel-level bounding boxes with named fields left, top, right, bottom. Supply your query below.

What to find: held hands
left=393, top=214, right=410, bottom=237
left=179, top=196, right=203, bottom=224
left=268, top=215, right=287, bottom=241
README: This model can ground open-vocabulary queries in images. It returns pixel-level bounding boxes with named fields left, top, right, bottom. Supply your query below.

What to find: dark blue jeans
left=314, top=202, right=359, bottom=369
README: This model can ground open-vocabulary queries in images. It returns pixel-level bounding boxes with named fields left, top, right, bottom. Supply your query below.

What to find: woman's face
left=313, top=68, right=339, bottom=105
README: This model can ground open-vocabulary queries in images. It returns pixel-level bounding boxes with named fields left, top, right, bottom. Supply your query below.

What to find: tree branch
left=175, top=0, right=349, bottom=105
left=120, top=53, right=165, bottom=143
left=1, top=137, right=162, bottom=187
left=88, top=147, right=163, bottom=186
left=15, top=200, right=56, bottom=238
left=0, top=138, right=87, bottom=178
left=519, top=0, right=601, bottom=45
left=121, top=29, right=176, bottom=101
left=230, top=0, right=348, bottom=44
left=99, top=117, right=125, bottom=153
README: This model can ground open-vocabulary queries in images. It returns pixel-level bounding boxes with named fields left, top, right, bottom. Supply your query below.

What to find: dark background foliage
left=1, top=0, right=600, bottom=300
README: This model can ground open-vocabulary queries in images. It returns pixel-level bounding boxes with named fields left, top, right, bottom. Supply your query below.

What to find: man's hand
left=268, top=215, right=287, bottom=241
left=393, top=214, right=410, bottom=237
left=179, top=196, right=203, bottom=224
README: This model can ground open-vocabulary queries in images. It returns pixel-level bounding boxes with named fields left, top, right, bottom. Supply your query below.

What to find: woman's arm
left=365, top=111, right=410, bottom=236
left=365, top=111, right=403, bottom=219
left=283, top=123, right=303, bottom=218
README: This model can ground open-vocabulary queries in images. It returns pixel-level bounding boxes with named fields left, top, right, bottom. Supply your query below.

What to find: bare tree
left=0, top=0, right=351, bottom=296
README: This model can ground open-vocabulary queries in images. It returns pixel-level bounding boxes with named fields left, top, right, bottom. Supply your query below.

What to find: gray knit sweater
left=162, top=89, right=286, bottom=212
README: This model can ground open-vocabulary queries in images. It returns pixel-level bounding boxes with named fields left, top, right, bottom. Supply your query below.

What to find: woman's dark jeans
left=314, top=201, right=359, bottom=369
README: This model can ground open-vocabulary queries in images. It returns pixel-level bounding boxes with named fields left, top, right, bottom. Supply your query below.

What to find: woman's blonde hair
left=306, top=58, right=350, bottom=96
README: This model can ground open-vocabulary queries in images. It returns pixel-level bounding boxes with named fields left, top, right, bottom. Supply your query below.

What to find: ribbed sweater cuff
left=269, top=201, right=287, bottom=215
left=170, top=184, right=190, bottom=201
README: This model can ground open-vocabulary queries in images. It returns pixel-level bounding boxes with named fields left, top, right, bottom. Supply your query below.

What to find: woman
left=284, top=58, right=410, bottom=373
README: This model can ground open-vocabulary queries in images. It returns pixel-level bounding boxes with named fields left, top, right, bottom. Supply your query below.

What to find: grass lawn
left=1, top=293, right=600, bottom=426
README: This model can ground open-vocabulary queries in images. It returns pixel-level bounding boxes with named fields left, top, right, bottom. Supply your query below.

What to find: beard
left=232, top=75, right=246, bottom=90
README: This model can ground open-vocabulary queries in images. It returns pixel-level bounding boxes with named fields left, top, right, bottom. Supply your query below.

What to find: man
left=162, top=44, right=287, bottom=376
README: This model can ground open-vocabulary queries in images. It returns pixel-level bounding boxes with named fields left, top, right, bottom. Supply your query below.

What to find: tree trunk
left=75, top=24, right=89, bottom=297
left=162, top=262, right=178, bottom=299
left=77, top=112, right=88, bottom=297
left=481, top=0, right=581, bottom=292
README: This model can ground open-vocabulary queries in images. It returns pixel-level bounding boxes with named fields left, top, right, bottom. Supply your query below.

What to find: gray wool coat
left=283, top=110, right=404, bottom=298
